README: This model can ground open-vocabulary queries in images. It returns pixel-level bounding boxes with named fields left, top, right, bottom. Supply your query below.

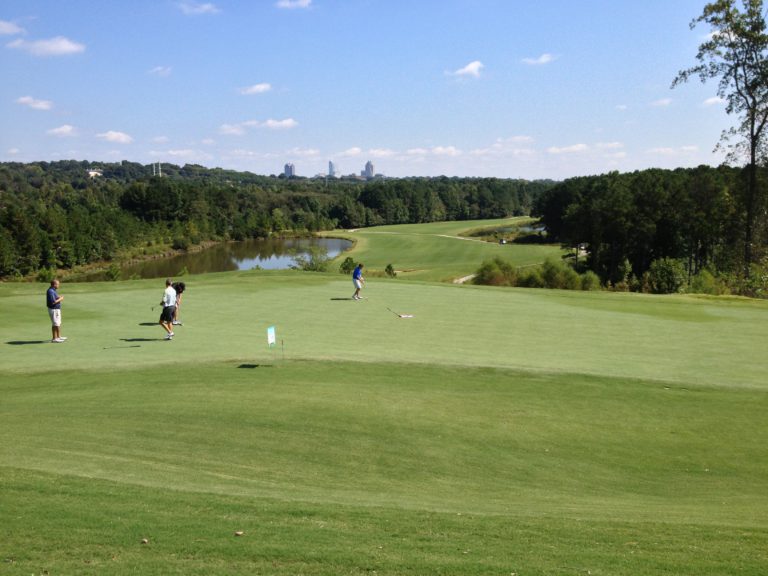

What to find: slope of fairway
left=2, top=219, right=768, bottom=574
left=325, top=217, right=561, bottom=282
left=2, top=272, right=766, bottom=389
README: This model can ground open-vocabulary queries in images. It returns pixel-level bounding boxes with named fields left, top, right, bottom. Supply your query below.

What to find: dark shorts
left=160, top=305, right=175, bottom=323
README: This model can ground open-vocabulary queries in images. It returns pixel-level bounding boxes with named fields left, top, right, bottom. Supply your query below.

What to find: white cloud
left=201, top=138, right=215, bottom=145
left=523, top=53, right=556, bottom=65
left=7, top=147, right=20, bottom=155
left=221, top=118, right=297, bottom=134
left=7, top=36, right=85, bottom=56
left=47, top=125, right=76, bottom=137
left=646, top=146, right=697, bottom=157
left=450, top=60, right=484, bottom=78
left=369, top=148, right=396, bottom=158
left=263, top=118, right=297, bottom=129
left=406, top=146, right=461, bottom=157
left=149, top=66, right=172, bottom=77
left=616, top=104, right=628, bottom=111
left=547, top=143, right=588, bottom=154
left=240, top=83, right=272, bottom=95
left=340, top=147, right=362, bottom=157
left=220, top=123, right=246, bottom=136
left=97, top=130, right=133, bottom=144
left=178, top=2, right=220, bottom=15
left=17, top=96, right=53, bottom=110
left=0, top=20, right=25, bottom=35
left=276, top=0, right=312, bottom=8
left=469, top=136, right=536, bottom=158
left=703, top=96, right=725, bottom=106
left=651, top=98, right=672, bottom=107
left=152, top=136, right=170, bottom=143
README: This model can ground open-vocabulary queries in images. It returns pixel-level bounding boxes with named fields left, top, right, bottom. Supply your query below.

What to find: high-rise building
left=328, top=161, right=336, bottom=177
left=284, top=163, right=295, bottom=178
left=363, top=160, right=375, bottom=179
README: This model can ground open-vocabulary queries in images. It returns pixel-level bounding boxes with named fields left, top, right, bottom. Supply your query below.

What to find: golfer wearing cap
left=46, top=279, right=67, bottom=343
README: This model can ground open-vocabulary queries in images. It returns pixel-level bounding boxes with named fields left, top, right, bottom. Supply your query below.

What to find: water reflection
left=85, top=237, right=351, bottom=281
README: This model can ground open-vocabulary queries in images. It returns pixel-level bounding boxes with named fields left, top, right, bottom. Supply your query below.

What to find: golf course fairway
left=1, top=221, right=767, bottom=575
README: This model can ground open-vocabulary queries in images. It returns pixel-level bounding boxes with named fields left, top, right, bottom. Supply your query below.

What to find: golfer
left=159, top=278, right=177, bottom=340
left=352, top=263, right=365, bottom=300
left=46, top=279, right=67, bottom=343
left=172, top=281, right=186, bottom=325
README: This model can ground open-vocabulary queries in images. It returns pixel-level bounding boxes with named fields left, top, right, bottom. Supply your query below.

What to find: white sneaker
left=172, top=321, right=181, bottom=325
left=169, top=332, right=175, bottom=337
left=52, top=338, right=65, bottom=343
left=164, top=334, right=173, bottom=340
left=59, top=336, right=68, bottom=341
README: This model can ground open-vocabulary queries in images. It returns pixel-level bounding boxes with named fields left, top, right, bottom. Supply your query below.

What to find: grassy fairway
left=324, top=217, right=561, bottom=282
left=2, top=221, right=768, bottom=574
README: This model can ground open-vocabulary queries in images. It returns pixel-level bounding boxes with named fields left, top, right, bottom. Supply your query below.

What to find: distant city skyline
left=1, top=1, right=730, bottom=180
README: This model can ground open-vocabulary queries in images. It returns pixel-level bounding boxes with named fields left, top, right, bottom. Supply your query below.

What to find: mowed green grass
left=324, top=217, right=561, bottom=282
left=2, top=220, right=768, bottom=575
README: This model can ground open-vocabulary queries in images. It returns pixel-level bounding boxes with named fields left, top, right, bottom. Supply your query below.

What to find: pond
left=83, top=237, right=352, bottom=281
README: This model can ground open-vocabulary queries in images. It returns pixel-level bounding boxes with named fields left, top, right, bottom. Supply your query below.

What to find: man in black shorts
left=159, top=278, right=177, bottom=340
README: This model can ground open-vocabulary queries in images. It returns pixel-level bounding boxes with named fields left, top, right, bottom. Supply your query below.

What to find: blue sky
left=1, top=0, right=730, bottom=179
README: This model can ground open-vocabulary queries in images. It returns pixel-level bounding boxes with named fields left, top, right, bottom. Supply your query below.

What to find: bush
left=473, top=257, right=516, bottom=286
left=339, top=256, right=356, bottom=275
left=385, top=264, right=397, bottom=278
left=689, top=269, right=729, bottom=295
left=580, top=270, right=602, bottom=291
left=105, top=263, right=122, bottom=282
left=646, top=257, right=687, bottom=294
left=291, top=247, right=330, bottom=272
left=172, top=237, right=190, bottom=251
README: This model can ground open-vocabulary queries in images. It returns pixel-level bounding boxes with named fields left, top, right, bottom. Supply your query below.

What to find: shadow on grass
left=139, top=322, right=158, bottom=326
left=120, top=338, right=160, bottom=342
left=237, top=364, right=273, bottom=369
left=6, top=340, right=48, bottom=345
left=330, top=297, right=355, bottom=301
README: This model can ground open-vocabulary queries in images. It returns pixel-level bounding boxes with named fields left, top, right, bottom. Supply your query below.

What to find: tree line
left=533, top=165, right=768, bottom=295
left=0, top=160, right=548, bottom=279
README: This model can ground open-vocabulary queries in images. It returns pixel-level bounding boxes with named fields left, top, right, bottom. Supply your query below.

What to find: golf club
left=387, top=307, right=414, bottom=318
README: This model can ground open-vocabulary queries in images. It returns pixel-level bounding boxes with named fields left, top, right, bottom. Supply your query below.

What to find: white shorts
left=353, top=279, right=363, bottom=289
left=48, top=308, right=61, bottom=327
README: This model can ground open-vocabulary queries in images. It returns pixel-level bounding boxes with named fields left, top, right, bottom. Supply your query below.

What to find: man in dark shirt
left=46, top=279, right=67, bottom=343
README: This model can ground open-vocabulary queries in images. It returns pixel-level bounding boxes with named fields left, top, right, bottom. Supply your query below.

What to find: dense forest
left=533, top=165, right=768, bottom=296
left=0, top=160, right=548, bottom=279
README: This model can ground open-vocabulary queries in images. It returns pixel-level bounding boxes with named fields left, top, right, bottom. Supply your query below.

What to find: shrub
left=385, top=264, right=397, bottom=278
left=339, top=256, right=356, bottom=275
left=473, top=257, right=516, bottom=286
left=517, top=267, right=545, bottom=288
left=105, top=263, right=122, bottom=282
left=647, top=257, right=687, bottom=294
left=291, top=246, right=330, bottom=272
left=172, top=237, right=190, bottom=251
left=580, top=270, right=602, bottom=291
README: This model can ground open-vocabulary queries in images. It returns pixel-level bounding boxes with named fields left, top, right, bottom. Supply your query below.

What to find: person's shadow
left=6, top=340, right=47, bottom=345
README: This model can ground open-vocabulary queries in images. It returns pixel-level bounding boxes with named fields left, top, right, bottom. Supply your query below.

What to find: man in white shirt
left=159, top=278, right=177, bottom=340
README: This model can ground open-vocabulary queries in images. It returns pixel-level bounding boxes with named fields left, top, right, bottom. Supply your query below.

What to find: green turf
left=324, top=217, right=562, bottom=282
left=1, top=219, right=768, bottom=574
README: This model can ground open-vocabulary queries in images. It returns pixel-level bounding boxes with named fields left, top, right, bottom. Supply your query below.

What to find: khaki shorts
left=48, top=308, right=61, bottom=327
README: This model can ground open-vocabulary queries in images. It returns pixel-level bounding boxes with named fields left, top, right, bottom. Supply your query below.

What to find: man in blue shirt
left=46, top=279, right=67, bottom=343
left=352, top=263, right=365, bottom=300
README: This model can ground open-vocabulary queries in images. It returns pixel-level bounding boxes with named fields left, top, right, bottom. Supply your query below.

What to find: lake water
left=85, top=237, right=352, bottom=281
